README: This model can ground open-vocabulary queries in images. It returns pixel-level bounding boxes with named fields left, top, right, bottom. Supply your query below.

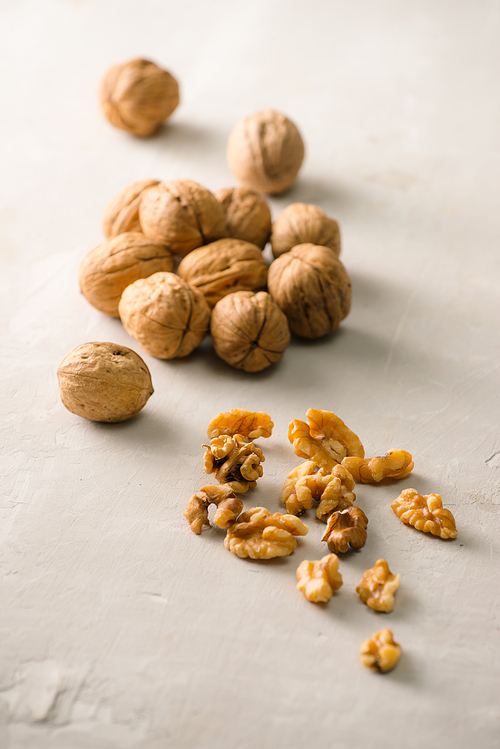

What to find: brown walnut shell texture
left=139, top=180, right=227, bottom=255
left=268, top=243, right=352, bottom=338
left=211, top=291, right=290, bottom=372
left=118, top=272, right=211, bottom=359
left=214, top=187, right=271, bottom=249
left=102, top=180, right=159, bottom=238
left=271, top=203, right=341, bottom=259
left=100, top=58, right=179, bottom=137
left=57, top=342, right=153, bottom=423
left=227, top=110, right=305, bottom=195
left=78, top=232, right=174, bottom=317
left=177, top=238, right=268, bottom=308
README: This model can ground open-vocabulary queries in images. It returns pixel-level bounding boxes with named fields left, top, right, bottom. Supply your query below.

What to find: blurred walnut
left=118, top=272, right=210, bottom=359
left=139, top=180, right=227, bottom=255
left=79, top=232, right=174, bottom=317
left=267, top=243, right=351, bottom=338
left=57, top=342, right=153, bottom=423
left=296, top=554, right=343, bottom=604
left=271, top=203, right=340, bottom=259
left=215, top=187, right=271, bottom=248
left=203, top=434, right=265, bottom=493
left=211, top=291, right=290, bottom=372
left=184, top=484, right=244, bottom=535
left=100, top=58, right=179, bottom=136
left=288, top=409, right=364, bottom=472
left=227, top=110, right=305, bottom=195
left=102, top=180, right=160, bottom=238
left=342, top=450, right=414, bottom=483
left=360, top=629, right=401, bottom=673
left=224, top=507, right=308, bottom=559
left=177, top=238, right=268, bottom=308
left=322, top=506, right=368, bottom=554
left=356, top=559, right=401, bottom=613
left=207, top=409, right=273, bottom=440
left=391, top=488, right=457, bottom=539
left=281, top=461, right=356, bottom=521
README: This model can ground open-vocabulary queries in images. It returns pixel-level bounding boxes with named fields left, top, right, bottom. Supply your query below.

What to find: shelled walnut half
left=280, top=461, right=356, bottom=521
left=288, top=409, right=364, bottom=471
left=342, top=450, right=414, bottom=483
left=322, top=506, right=368, bottom=554
left=296, top=554, right=343, bottom=603
left=224, top=507, right=308, bottom=559
left=391, top=489, right=457, bottom=539
left=203, top=434, right=265, bottom=493
left=360, top=629, right=401, bottom=673
left=356, top=559, right=401, bottom=613
left=184, top=484, right=244, bottom=535
left=207, top=409, right=273, bottom=441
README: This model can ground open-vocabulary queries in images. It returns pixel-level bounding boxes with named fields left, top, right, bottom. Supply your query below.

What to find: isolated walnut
left=207, top=409, right=273, bottom=440
left=391, top=488, right=457, bottom=539
left=215, top=187, right=272, bottom=249
left=177, top=238, right=268, bottom=308
left=342, top=450, right=414, bottom=483
left=211, top=291, right=290, bottom=372
left=118, top=272, right=211, bottom=359
left=296, top=554, right=343, bottom=604
left=288, top=409, right=364, bottom=472
left=100, top=58, right=179, bottom=136
left=224, top=507, right=308, bottom=559
left=322, top=506, right=368, bottom=554
left=57, top=342, right=153, bottom=423
left=203, top=434, right=265, bottom=493
left=184, top=484, right=244, bottom=535
left=139, top=180, right=227, bottom=254
left=227, top=110, right=305, bottom=195
left=268, top=244, right=351, bottom=338
left=356, top=559, right=401, bottom=613
left=78, top=232, right=174, bottom=317
left=102, top=180, right=160, bottom=238
left=271, top=203, right=341, bottom=259
left=281, top=461, right=356, bottom=521
left=360, top=629, right=401, bottom=673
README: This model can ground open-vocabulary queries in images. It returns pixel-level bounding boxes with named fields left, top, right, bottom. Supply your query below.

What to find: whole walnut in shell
left=79, top=232, right=174, bottom=317
left=177, top=238, right=268, bottom=308
left=118, top=272, right=211, bottom=359
left=214, top=187, right=271, bottom=248
left=57, top=342, right=153, bottom=422
left=211, top=291, right=290, bottom=372
left=271, top=203, right=340, bottom=259
left=227, top=110, right=305, bottom=195
left=102, top=180, right=159, bottom=238
left=99, top=58, right=179, bottom=137
left=267, top=243, right=352, bottom=338
left=139, top=180, right=227, bottom=254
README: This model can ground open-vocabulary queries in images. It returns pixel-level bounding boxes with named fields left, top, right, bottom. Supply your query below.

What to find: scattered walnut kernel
left=203, top=434, right=265, bottom=493
left=102, top=180, right=160, bottom=238
left=342, top=450, right=414, bottom=483
left=270, top=203, right=341, bottom=259
left=288, top=409, right=364, bottom=472
left=215, top=187, right=272, bottom=249
left=184, top=484, right=244, bottom=535
left=391, top=488, right=457, bottom=539
left=207, top=409, right=273, bottom=441
left=360, top=629, right=401, bottom=673
left=224, top=507, right=308, bottom=559
left=296, top=554, right=343, bottom=603
left=281, top=461, right=356, bottom=521
left=322, top=506, right=368, bottom=554
left=356, top=559, right=401, bottom=613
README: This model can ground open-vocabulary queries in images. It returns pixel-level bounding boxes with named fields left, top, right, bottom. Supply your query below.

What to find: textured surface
left=1, top=1, right=499, bottom=747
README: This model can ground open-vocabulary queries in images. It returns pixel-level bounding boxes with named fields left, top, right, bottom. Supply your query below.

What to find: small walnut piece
left=322, top=506, right=368, bottom=554
left=102, top=180, right=160, bottom=238
left=227, top=110, right=305, bottom=195
left=100, top=58, right=179, bottom=136
left=360, top=629, right=401, bottom=673
left=356, top=559, right=401, bottom=613
left=342, top=450, right=414, bottom=483
left=224, top=507, right=308, bottom=559
left=57, top=342, right=153, bottom=423
left=281, top=461, right=356, bottom=521
left=391, top=488, right=457, bottom=539
left=207, top=409, right=273, bottom=440
left=271, top=203, right=341, bottom=259
left=296, top=554, right=343, bottom=603
left=203, top=434, right=265, bottom=493
left=184, top=484, right=244, bottom=535
left=288, top=409, right=364, bottom=471
left=215, top=187, right=272, bottom=249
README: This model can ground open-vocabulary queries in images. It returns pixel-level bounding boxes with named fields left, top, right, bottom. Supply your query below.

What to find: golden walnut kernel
left=215, top=187, right=272, bottom=249
left=296, top=554, right=343, bottom=604
left=118, top=272, right=211, bottom=359
left=391, top=488, right=457, bottom=539
left=360, top=629, right=401, bottom=673
left=177, top=238, right=268, bottom=308
left=224, top=507, right=308, bottom=559
left=227, top=110, right=305, bottom=195
left=288, top=409, right=364, bottom=472
left=271, top=203, right=341, bottom=259
left=207, top=409, right=273, bottom=440
left=356, top=559, right=401, bottom=613
left=322, top=506, right=369, bottom=554
left=281, top=461, right=356, bottom=521
left=267, top=243, right=352, bottom=338
left=342, top=450, right=414, bottom=483
left=100, top=58, right=179, bottom=137
left=102, top=180, right=160, bottom=238
left=211, top=291, right=290, bottom=373
left=184, top=484, right=244, bottom=535
left=57, top=342, right=153, bottom=423
left=203, top=434, right=265, bottom=493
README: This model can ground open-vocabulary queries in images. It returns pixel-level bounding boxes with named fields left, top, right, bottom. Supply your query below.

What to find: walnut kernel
left=356, top=559, right=401, bottom=613
left=207, top=409, right=273, bottom=440
left=271, top=203, right=340, bottom=259
left=322, top=506, right=368, bottom=554
left=215, top=187, right=271, bottom=248
left=296, top=554, right=343, bottom=603
left=342, top=450, right=414, bottom=483
left=102, top=180, right=159, bottom=238
left=288, top=409, right=364, bottom=471
left=184, top=484, right=244, bottom=535
left=224, top=507, right=308, bottom=559
left=203, top=434, right=265, bottom=493
left=360, top=629, right=401, bottom=673
left=281, top=461, right=356, bottom=521
left=391, top=488, right=457, bottom=539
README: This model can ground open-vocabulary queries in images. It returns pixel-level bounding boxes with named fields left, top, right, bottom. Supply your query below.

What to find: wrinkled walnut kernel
left=184, top=484, right=243, bottom=535
left=391, top=489, right=457, bottom=539
left=360, top=629, right=401, bottom=673
left=288, top=409, right=364, bottom=471
left=356, top=559, right=401, bottom=613
left=342, top=450, right=414, bottom=483
left=224, top=507, right=308, bottom=559
left=281, top=461, right=356, bottom=521
left=207, top=409, right=273, bottom=441
left=322, top=506, right=368, bottom=554
left=203, top=434, right=265, bottom=493
left=296, top=554, right=343, bottom=603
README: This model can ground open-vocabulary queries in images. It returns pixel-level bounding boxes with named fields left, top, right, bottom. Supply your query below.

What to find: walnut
left=342, top=450, right=414, bottom=483
left=177, top=238, right=268, bottom=308
left=360, top=629, right=401, bottom=673
left=391, top=488, right=457, bottom=539
left=139, top=180, right=227, bottom=255
left=227, top=110, right=305, bottom=195
left=281, top=461, right=356, bottom=521
left=102, top=180, right=160, bottom=238
left=267, top=244, right=351, bottom=338
left=288, top=409, right=364, bottom=472
left=118, top=272, right=211, bottom=359
left=322, top=507, right=368, bottom=554
left=57, top=342, right=153, bottom=423
left=203, top=434, right=265, bottom=493
left=224, top=507, right=308, bottom=559
left=184, top=484, right=244, bottom=535
left=296, top=554, right=343, bottom=603
left=207, top=409, right=273, bottom=440
left=78, top=232, right=174, bottom=317
left=215, top=187, right=271, bottom=249
left=271, top=203, right=340, bottom=259
left=210, top=291, right=290, bottom=372
left=99, top=58, right=179, bottom=136
left=356, top=559, right=401, bottom=613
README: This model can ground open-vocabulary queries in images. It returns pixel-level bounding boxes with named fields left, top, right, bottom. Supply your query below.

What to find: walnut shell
left=57, top=342, right=153, bottom=423
left=139, top=180, right=227, bottom=255
left=271, top=203, right=341, bottom=259
left=102, top=180, right=160, bottom=238
left=99, top=58, right=179, bottom=137
left=177, top=238, right=268, bottom=308
left=79, top=232, right=174, bottom=317
left=267, top=243, right=352, bottom=338
left=214, top=187, right=271, bottom=248
left=227, top=110, right=305, bottom=195
left=210, top=291, right=290, bottom=372
left=118, top=272, right=211, bottom=359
